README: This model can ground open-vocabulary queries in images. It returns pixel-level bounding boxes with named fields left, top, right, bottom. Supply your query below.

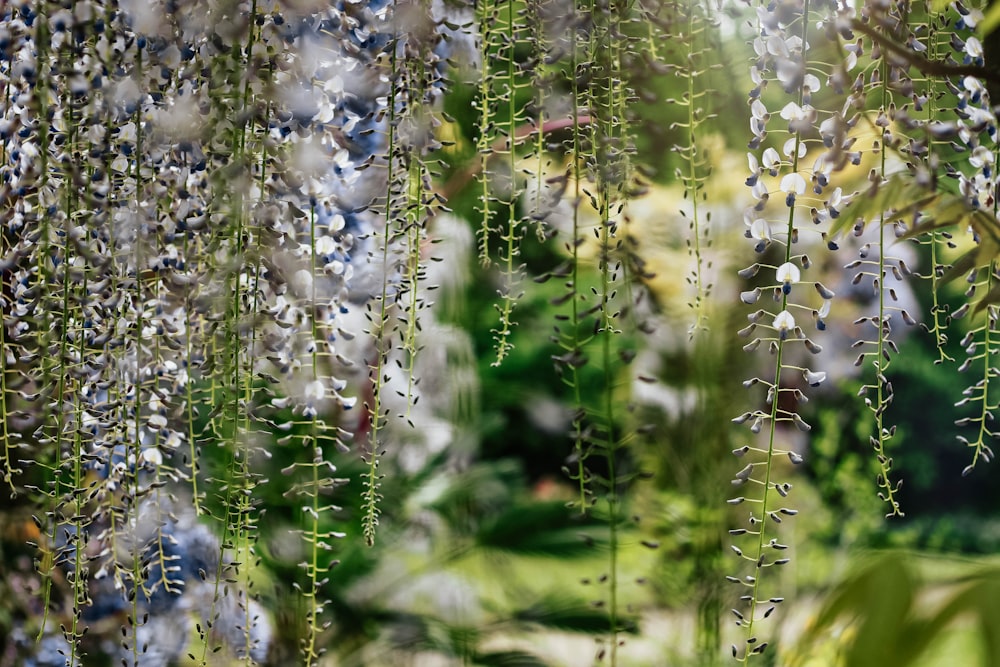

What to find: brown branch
left=437, top=115, right=593, bottom=203
left=851, top=18, right=1000, bottom=86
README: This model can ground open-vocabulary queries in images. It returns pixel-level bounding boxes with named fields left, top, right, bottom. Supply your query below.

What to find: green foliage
left=792, top=554, right=1000, bottom=667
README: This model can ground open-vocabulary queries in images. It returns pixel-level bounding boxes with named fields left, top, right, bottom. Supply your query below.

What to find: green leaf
left=473, top=650, right=550, bottom=667
left=474, top=501, right=606, bottom=557
left=809, top=554, right=919, bottom=667
left=979, top=1, right=1000, bottom=36
left=511, top=593, right=637, bottom=634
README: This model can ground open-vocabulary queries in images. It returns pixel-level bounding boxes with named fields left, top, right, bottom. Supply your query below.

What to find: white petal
left=803, top=369, right=827, bottom=386
left=780, top=173, right=807, bottom=195
left=774, top=310, right=795, bottom=331
left=304, top=380, right=325, bottom=403
left=751, top=99, right=769, bottom=120
left=767, top=35, right=790, bottom=58
left=140, top=448, right=163, bottom=466
left=750, top=219, right=772, bottom=241
left=752, top=179, right=769, bottom=201
left=780, top=102, right=804, bottom=121
left=776, top=262, right=801, bottom=284
left=315, top=235, right=338, bottom=257
left=762, top=148, right=781, bottom=169
left=966, top=36, right=983, bottom=59
left=782, top=138, right=805, bottom=158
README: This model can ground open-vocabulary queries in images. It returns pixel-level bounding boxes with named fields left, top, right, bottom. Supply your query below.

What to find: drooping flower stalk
left=732, top=0, right=831, bottom=658
left=946, top=2, right=1000, bottom=474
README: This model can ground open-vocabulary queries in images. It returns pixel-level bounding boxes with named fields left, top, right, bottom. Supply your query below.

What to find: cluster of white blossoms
left=0, top=0, right=439, bottom=662
left=1, top=0, right=486, bottom=658
left=732, top=0, right=1000, bottom=656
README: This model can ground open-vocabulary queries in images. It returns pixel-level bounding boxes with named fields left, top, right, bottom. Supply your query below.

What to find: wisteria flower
left=802, top=369, right=827, bottom=387
left=783, top=137, right=806, bottom=159
left=749, top=218, right=772, bottom=252
left=773, top=310, right=795, bottom=339
left=963, top=36, right=983, bottom=65
left=954, top=2, right=985, bottom=29
left=776, top=262, right=800, bottom=294
left=780, top=102, right=816, bottom=133
left=970, top=145, right=994, bottom=173
left=762, top=147, right=781, bottom=174
left=779, top=172, right=806, bottom=206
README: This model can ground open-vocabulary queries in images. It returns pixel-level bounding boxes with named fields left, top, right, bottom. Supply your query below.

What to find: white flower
left=964, top=105, right=995, bottom=129
left=780, top=173, right=806, bottom=195
left=802, top=369, right=827, bottom=387
left=291, top=269, right=313, bottom=298
left=140, top=448, right=163, bottom=467
left=782, top=138, right=805, bottom=158
left=963, top=76, right=986, bottom=98
left=315, top=235, right=338, bottom=257
left=780, top=102, right=816, bottom=133
left=751, top=99, right=769, bottom=121
left=958, top=6, right=984, bottom=28
left=819, top=115, right=839, bottom=146
left=304, top=380, right=325, bottom=403
left=965, top=36, right=983, bottom=61
left=751, top=179, right=769, bottom=203
left=776, top=262, right=800, bottom=294
left=767, top=35, right=790, bottom=57
left=970, top=145, right=994, bottom=169
left=762, top=147, right=781, bottom=173
left=818, top=298, right=832, bottom=319
left=164, top=431, right=183, bottom=449
left=773, top=310, right=795, bottom=338
left=780, top=103, right=805, bottom=121
left=784, top=36, right=804, bottom=54
left=750, top=219, right=772, bottom=242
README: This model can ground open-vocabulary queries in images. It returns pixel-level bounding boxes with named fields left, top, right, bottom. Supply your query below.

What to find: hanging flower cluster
left=940, top=2, right=1000, bottom=475
left=732, top=0, right=838, bottom=659
left=0, top=0, right=417, bottom=663
left=733, top=0, right=1000, bottom=657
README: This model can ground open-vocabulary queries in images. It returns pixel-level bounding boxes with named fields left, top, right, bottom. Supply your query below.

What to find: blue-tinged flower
left=773, top=310, right=795, bottom=339
left=818, top=115, right=839, bottom=148
left=802, top=369, right=827, bottom=386
left=954, top=3, right=984, bottom=29
left=139, top=447, right=163, bottom=467
left=779, top=172, right=806, bottom=206
left=750, top=178, right=769, bottom=208
left=762, top=147, right=781, bottom=174
left=747, top=157, right=761, bottom=186
left=776, top=262, right=800, bottom=294
left=749, top=218, right=772, bottom=252
left=963, top=36, right=984, bottom=65
left=780, top=102, right=816, bottom=134
left=741, top=287, right=762, bottom=304
left=969, top=145, right=994, bottom=170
